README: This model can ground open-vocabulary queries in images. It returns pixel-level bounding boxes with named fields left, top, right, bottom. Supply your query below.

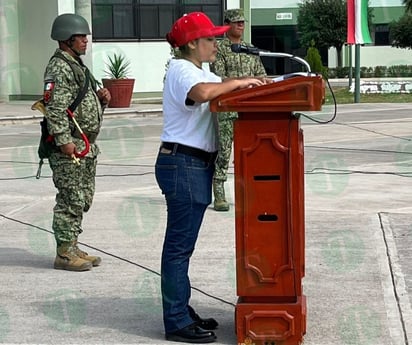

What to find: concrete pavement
left=0, top=100, right=412, bottom=344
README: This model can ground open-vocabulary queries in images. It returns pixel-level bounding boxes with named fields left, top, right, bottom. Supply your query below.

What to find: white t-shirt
left=161, top=58, right=221, bottom=153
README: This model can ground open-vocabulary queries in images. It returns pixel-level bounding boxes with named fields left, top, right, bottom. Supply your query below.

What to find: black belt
left=161, top=142, right=217, bottom=163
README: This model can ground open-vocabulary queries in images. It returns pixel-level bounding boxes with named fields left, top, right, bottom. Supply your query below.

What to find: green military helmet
left=51, top=13, right=91, bottom=41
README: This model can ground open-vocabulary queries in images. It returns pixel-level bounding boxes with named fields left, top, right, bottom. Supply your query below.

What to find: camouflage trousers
left=48, top=152, right=97, bottom=246
left=214, top=112, right=237, bottom=182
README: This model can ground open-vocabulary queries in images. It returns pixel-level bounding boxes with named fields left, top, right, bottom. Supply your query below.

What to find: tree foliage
left=389, top=0, right=412, bottom=49
left=404, top=0, right=412, bottom=13
left=297, top=0, right=373, bottom=67
left=390, top=13, right=412, bottom=49
left=297, top=0, right=347, bottom=67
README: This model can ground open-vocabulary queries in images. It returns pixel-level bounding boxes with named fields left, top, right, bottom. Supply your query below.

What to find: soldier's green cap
left=224, top=9, right=246, bottom=23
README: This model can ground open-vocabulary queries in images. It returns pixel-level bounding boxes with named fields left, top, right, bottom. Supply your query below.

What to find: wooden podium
left=210, top=75, right=325, bottom=345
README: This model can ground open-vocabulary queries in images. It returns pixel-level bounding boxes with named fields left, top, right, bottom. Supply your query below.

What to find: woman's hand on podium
left=260, top=77, right=275, bottom=85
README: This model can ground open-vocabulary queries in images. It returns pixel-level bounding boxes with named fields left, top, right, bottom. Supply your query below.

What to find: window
left=92, top=0, right=223, bottom=41
left=374, top=24, right=390, bottom=46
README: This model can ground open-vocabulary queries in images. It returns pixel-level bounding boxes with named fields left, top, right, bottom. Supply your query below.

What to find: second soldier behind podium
left=210, top=8, right=267, bottom=212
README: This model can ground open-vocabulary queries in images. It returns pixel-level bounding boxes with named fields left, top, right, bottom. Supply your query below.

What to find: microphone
left=230, top=43, right=311, bottom=72
left=230, top=43, right=260, bottom=56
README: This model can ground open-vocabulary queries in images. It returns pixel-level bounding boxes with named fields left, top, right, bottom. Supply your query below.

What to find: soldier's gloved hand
left=59, top=142, right=76, bottom=157
left=98, top=88, right=111, bottom=105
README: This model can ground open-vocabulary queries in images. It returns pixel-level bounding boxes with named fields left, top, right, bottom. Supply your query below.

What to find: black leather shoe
left=188, top=306, right=219, bottom=330
left=166, top=324, right=216, bottom=343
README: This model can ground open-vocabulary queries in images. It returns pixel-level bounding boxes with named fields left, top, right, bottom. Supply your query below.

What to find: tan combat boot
left=213, top=180, right=229, bottom=211
left=73, top=241, right=102, bottom=267
left=54, top=242, right=92, bottom=272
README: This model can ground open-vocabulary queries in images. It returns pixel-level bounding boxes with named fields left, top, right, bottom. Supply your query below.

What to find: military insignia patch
left=43, top=80, right=55, bottom=104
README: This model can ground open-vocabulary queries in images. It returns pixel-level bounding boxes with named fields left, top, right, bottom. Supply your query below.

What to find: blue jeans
left=155, top=150, right=215, bottom=333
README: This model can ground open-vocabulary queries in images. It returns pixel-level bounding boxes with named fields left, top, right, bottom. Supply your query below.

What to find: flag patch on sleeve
left=43, top=80, right=55, bottom=104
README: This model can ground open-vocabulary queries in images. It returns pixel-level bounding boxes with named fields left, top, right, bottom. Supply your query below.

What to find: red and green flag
left=347, top=0, right=372, bottom=44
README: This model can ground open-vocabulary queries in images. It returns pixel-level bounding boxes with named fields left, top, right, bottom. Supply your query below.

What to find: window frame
left=91, top=0, right=224, bottom=42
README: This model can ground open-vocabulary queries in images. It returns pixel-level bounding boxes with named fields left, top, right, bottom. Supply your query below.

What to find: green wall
left=17, top=0, right=58, bottom=97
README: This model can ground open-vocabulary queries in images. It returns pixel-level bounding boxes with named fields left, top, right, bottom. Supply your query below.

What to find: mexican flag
left=347, top=0, right=372, bottom=44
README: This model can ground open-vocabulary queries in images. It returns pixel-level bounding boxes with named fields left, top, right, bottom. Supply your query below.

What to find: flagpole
left=354, top=44, right=360, bottom=103
left=348, top=45, right=352, bottom=88
left=347, top=0, right=372, bottom=103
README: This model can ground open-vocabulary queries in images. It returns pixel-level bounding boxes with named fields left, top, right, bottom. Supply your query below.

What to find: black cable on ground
left=0, top=212, right=236, bottom=308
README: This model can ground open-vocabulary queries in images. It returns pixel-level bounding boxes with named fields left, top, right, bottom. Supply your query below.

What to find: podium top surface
left=210, top=75, right=325, bottom=113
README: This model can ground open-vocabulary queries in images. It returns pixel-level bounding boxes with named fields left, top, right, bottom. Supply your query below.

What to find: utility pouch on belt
left=38, top=111, right=58, bottom=160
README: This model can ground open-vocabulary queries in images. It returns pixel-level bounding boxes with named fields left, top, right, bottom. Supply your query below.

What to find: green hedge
left=324, top=65, right=412, bottom=79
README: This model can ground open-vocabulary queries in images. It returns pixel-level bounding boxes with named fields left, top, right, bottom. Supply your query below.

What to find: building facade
left=250, top=0, right=410, bottom=75
left=0, top=0, right=410, bottom=101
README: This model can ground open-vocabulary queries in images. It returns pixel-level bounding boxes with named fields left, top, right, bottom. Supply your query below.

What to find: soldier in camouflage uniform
left=44, top=14, right=111, bottom=271
left=210, top=9, right=267, bottom=211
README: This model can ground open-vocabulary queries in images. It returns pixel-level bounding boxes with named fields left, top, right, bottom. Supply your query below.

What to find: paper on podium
left=272, top=72, right=319, bottom=82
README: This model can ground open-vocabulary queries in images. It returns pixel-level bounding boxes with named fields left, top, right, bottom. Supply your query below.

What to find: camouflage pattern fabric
left=44, top=49, right=102, bottom=156
left=214, top=116, right=235, bottom=182
left=48, top=155, right=97, bottom=245
left=224, top=9, right=245, bottom=23
left=44, top=49, right=103, bottom=246
left=211, top=37, right=266, bottom=80
left=210, top=37, right=267, bottom=182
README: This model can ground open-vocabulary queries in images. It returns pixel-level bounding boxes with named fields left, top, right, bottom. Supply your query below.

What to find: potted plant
left=102, top=53, right=135, bottom=108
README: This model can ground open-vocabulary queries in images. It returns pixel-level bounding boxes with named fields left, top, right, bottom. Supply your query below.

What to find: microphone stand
left=229, top=44, right=312, bottom=75
left=258, top=51, right=312, bottom=73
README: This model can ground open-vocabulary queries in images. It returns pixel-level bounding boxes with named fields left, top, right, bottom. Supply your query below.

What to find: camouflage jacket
left=210, top=37, right=267, bottom=78
left=44, top=49, right=103, bottom=155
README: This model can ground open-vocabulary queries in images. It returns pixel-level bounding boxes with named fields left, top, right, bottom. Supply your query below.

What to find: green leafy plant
left=104, top=53, right=131, bottom=79
left=305, top=40, right=327, bottom=76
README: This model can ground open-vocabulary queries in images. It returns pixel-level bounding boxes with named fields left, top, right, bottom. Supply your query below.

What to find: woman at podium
left=155, top=11, right=264, bottom=344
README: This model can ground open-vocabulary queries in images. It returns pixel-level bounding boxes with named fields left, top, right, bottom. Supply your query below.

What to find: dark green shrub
left=387, top=65, right=410, bottom=77
left=327, top=68, right=336, bottom=78
left=336, top=67, right=349, bottom=78
left=360, top=67, right=373, bottom=77
left=307, top=64, right=412, bottom=78
left=374, top=66, right=387, bottom=77
left=305, top=44, right=324, bottom=74
left=322, top=67, right=330, bottom=79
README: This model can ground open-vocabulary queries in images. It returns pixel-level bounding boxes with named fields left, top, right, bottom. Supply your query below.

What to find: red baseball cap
left=166, top=12, right=230, bottom=48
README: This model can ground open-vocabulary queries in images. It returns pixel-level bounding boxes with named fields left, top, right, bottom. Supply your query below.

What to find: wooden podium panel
left=210, top=75, right=324, bottom=345
left=236, top=296, right=306, bottom=345
left=234, top=116, right=305, bottom=299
